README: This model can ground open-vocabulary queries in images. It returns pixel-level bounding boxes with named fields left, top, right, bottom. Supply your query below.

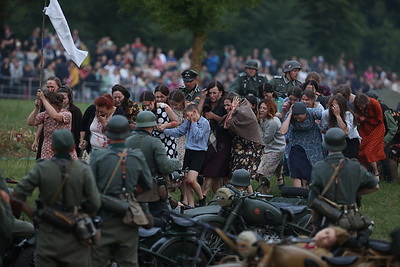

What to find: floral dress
left=173, top=109, right=186, bottom=163
left=152, top=106, right=177, bottom=159
left=35, top=109, right=77, bottom=160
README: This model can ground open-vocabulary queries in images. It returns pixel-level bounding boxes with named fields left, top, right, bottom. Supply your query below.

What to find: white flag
left=44, top=0, right=88, bottom=67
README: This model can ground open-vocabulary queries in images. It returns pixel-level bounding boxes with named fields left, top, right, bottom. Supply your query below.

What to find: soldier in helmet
left=12, top=129, right=101, bottom=267
left=309, top=127, right=379, bottom=232
left=180, top=69, right=202, bottom=105
left=125, top=111, right=182, bottom=223
left=90, top=115, right=153, bottom=267
left=226, top=169, right=253, bottom=196
left=269, top=60, right=302, bottom=98
left=229, top=59, right=268, bottom=98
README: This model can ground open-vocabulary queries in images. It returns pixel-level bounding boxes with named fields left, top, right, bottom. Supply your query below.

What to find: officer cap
left=105, top=115, right=131, bottom=140
left=284, top=60, right=302, bottom=72
left=52, top=129, right=75, bottom=153
left=230, top=169, right=251, bottom=187
left=181, top=69, right=198, bottom=82
left=245, top=60, right=258, bottom=70
left=323, top=127, right=347, bottom=152
left=292, top=102, right=307, bottom=115
left=136, top=111, right=157, bottom=128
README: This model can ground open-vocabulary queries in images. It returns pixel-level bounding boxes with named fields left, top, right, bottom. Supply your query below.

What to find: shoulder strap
left=320, top=158, right=345, bottom=197
left=102, top=148, right=128, bottom=194
left=50, top=160, right=75, bottom=206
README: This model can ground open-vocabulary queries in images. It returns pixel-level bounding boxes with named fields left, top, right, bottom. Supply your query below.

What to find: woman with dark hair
left=139, top=90, right=178, bottom=158
left=222, top=92, right=264, bottom=183
left=320, top=94, right=360, bottom=159
left=281, top=102, right=323, bottom=188
left=256, top=99, right=286, bottom=193
left=354, top=93, right=386, bottom=177
left=303, top=79, right=326, bottom=108
left=168, top=89, right=188, bottom=162
left=79, top=94, right=124, bottom=154
left=27, top=89, right=77, bottom=159
left=154, top=84, right=170, bottom=103
left=111, top=84, right=140, bottom=128
left=301, top=88, right=324, bottom=113
left=199, top=81, right=232, bottom=197
left=258, top=82, right=284, bottom=114
left=57, top=85, right=83, bottom=157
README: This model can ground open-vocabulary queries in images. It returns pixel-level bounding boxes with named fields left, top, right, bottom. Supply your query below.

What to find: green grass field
left=1, top=98, right=399, bottom=240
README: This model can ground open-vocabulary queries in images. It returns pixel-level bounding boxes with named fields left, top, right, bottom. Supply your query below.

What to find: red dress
left=356, top=98, right=386, bottom=166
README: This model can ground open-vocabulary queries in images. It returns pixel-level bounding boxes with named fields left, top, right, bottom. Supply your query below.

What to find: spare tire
left=280, top=186, right=309, bottom=198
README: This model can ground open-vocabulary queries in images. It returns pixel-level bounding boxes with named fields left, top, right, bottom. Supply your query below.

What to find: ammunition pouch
left=136, top=177, right=168, bottom=202
left=100, top=194, right=150, bottom=228
left=36, top=200, right=100, bottom=246
left=311, top=197, right=372, bottom=231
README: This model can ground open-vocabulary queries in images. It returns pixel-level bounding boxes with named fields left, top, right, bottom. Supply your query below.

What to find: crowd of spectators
left=2, top=25, right=400, bottom=101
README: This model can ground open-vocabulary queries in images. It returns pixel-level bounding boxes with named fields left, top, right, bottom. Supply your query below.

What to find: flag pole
left=39, top=0, right=48, bottom=90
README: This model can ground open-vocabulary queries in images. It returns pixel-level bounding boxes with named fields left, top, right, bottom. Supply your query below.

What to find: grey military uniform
left=90, top=143, right=152, bottom=267
left=0, top=176, right=14, bottom=254
left=309, top=153, right=378, bottom=229
left=180, top=83, right=202, bottom=104
left=126, top=129, right=182, bottom=218
left=268, top=75, right=302, bottom=98
left=14, top=156, right=101, bottom=267
left=229, top=72, right=268, bottom=98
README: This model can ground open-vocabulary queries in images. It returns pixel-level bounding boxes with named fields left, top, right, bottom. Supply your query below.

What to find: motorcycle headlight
left=216, top=188, right=233, bottom=207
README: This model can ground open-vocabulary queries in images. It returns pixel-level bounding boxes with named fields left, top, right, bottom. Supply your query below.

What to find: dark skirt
left=343, top=138, right=360, bottom=159
left=289, top=145, right=312, bottom=181
left=202, top=131, right=233, bottom=178
left=230, top=135, right=263, bottom=178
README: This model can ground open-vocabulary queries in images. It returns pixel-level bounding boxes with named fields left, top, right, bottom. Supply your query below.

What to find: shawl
left=228, top=104, right=264, bottom=145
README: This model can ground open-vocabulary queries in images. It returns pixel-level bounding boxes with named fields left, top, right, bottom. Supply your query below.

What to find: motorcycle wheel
left=13, top=246, right=35, bottom=267
left=203, top=221, right=235, bottom=262
left=154, top=239, right=210, bottom=267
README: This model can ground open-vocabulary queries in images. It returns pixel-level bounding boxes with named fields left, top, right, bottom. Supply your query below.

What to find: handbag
left=101, top=149, right=149, bottom=227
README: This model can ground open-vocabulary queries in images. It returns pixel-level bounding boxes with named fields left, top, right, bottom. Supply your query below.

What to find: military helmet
left=323, top=127, right=347, bottom=152
left=105, top=115, right=131, bottom=140
left=245, top=60, right=258, bottom=70
left=215, top=188, right=233, bottom=207
left=237, top=231, right=259, bottom=258
left=230, top=169, right=251, bottom=187
left=284, top=60, right=301, bottom=72
left=136, top=111, right=157, bottom=128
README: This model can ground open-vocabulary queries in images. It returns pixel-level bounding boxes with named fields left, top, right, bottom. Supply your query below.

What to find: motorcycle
left=2, top=237, right=35, bottom=267
left=213, top=230, right=399, bottom=267
left=185, top=186, right=312, bottom=260
left=138, top=212, right=213, bottom=267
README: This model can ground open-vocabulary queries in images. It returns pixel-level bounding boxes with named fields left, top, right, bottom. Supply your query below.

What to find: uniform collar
left=135, top=129, right=152, bottom=136
left=109, top=143, right=126, bottom=149
left=186, top=83, right=200, bottom=97
left=54, top=153, right=72, bottom=160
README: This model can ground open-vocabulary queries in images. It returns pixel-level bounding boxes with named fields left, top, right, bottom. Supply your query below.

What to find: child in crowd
left=162, top=104, right=211, bottom=208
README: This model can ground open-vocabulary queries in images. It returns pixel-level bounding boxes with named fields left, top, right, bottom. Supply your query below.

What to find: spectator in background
left=55, top=56, right=70, bottom=84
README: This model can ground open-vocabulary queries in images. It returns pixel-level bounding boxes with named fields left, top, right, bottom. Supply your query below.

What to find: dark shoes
left=197, top=196, right=207, bottom=207
left=277, top=176, right=285, bottom=190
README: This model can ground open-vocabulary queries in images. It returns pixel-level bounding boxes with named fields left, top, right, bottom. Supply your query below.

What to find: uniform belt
left=338, top=204, right=358, bottom=212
